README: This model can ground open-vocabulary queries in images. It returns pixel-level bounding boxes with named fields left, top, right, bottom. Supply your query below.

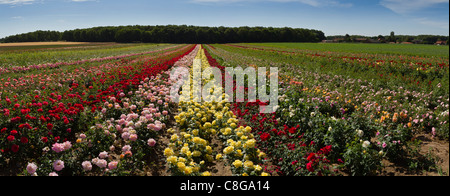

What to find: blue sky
left=0, top=0, right=448, bottom=38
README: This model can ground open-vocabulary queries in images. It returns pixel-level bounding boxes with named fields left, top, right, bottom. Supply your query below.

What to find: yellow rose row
left=164, top=46, right=216, bottom=176
left=164, top=46, right=268, bottom=176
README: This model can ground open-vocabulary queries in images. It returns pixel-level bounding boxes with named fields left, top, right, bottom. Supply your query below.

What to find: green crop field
left=246, top=43, right=450, bottom=57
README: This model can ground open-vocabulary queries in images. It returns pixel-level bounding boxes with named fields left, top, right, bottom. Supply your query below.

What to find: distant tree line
left=0, top=30, right=62, bottom=43
left=327, top=32, right=449, bottom=45
left=0, top=25, right=326, bottom=44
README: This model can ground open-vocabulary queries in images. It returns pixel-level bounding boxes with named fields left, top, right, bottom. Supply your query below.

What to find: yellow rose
left=233, top=141, right=242, bottom=148
left=230, top=123, right=237, bottom=128
left=177, top=162, right=186, bottom=170
left=167, top=156, right=178, bottom=165
left=232, top=160, right=243, bottom=168
left=245, top=139, right=256, bottom=149
left=200, top=139, right=207, bottom=146
left=204, top=122, right=212, bottom=128
left=164, top=148, right=174, bottom=157
left=192, top=129, right=199, bottom=136
left=223, top=146, right=234, bottom=154
left=192, top=137, right=201, bottom=144
left=258, top=152, right=267, bottom=158
left=244, top=160, right=254, bottom=169
left=184, top=166, right=193, bottom=175
left=201, top=171, right=211, bottom=176
left=206, top=146, right=212, bottom=154
left=178, top=157, right=186, bottom=163
left=193, top=150, right=202, bottom=157
left=181, top=146, right=190, bottom=154
left=236, top=150, right=243, bottom=157
left=224, top=128, right=232, bottom=135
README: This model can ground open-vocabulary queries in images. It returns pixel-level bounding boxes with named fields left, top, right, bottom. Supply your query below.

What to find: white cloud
left=191, top=0, right=352, bottom=7
left=380, top=0, right=449, bottom=14
left=415, top=18, right=449, bottom=30
left=0, top=0, right=34, bottom=5
left=11, top=16, right=24, bottom=19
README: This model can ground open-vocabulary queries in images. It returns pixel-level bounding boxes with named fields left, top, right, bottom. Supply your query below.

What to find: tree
left=345, top=34, right=351, bottom=42
left=389, top=31, right=396, bottom=43
left=115, top=28, right=142, bottom=43
left=1, top=25, right=327, bottom=44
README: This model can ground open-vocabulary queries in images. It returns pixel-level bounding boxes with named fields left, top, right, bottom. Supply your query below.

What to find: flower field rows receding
left=0, top=43, right=448, bottom=176
left=0, top=44, right=196, bottom=175
left=164, top=46, right=269, bottom=176
left=204, top=44, right=449, bottom=176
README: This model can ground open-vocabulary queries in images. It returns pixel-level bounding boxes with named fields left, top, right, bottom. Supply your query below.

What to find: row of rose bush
left=164, top=46, right=269, bottom=176
left=0, top=44, right=176, bottom=73
left=226, top=43, right=449, bottom=91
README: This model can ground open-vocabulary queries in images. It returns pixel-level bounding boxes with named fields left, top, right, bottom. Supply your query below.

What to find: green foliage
left=343, top=139, right=382, bottom=176
left=1, top=25, right=325, bottom=44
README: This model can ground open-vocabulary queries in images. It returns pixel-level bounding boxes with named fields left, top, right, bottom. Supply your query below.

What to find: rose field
left=0, top=42, right=448, bottom=176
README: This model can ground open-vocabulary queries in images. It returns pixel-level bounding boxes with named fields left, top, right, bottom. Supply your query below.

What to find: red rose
left=306, top=162, right=314, bottom=172
left=19, top=123, right=32, bottom=129
left=288, top=127, right=296, bottom=134
left=10, top=130, right=18, bottom=135
left=260, top=133, right=271, bottom=142
left=1, top=128, right=7, bottom=133
left=47, top=123, right=53, bottom=130
left=11, top=144, right=19, bottom=153
left=41, top=137, right=48, bottom=143
left=307, top=153, right=316, bottom=161
left=320, top=145, right=332, bottom=155
left=7, top=135, right=15, bottom=142
left=20, top=137, right=28, bottom=144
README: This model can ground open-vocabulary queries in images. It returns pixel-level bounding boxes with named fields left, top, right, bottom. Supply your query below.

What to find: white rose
left=362, top=141, right=370, bottom=148
left=356, top=129, right=364, bottom=137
